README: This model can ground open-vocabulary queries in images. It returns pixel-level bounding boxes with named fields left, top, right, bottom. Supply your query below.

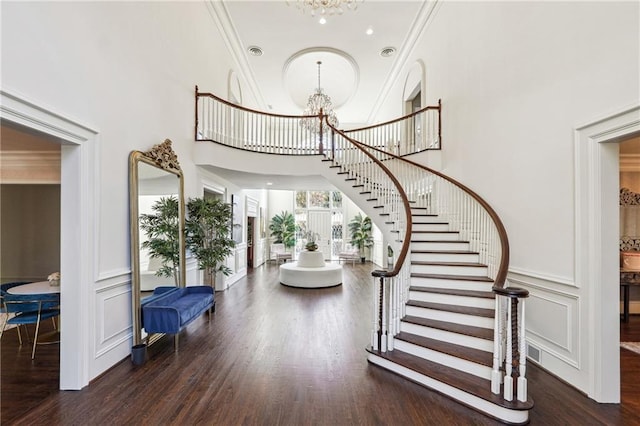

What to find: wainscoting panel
left=508, top=271, right=580, bottom=369
left=91, top=272, right=133, bottom=379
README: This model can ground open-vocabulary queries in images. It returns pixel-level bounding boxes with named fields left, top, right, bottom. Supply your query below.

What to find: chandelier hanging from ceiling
left=288, top=0, right=362, bottom=16
left=300, top=61, right=339, bottom=135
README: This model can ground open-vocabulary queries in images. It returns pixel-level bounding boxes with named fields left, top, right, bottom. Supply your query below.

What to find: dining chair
left=0, top=281, right=32, bottom=344
left=1, top=292, right=60, bottom=359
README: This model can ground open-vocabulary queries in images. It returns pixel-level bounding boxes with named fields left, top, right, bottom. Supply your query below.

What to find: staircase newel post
left=378, top=276, right=385, bottom=352
left=372, top=275, right=379, bottom=350
left=491, top=295, right=503, bottom=394
left=194, top=85, right=200, bottom=141
left=331, top=129, right=335, bottom=161
left=504, top=296, right=514, bottom=401
left=437, top=98, right=442, bottom=148
left=517, top=299, right=528, bottom=402
left=318, top=108, right=324, bottom=155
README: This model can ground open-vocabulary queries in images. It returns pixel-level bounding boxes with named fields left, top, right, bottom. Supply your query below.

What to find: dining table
left=7, top=281, right=61, bottom=295
left=6, top=280, right=61, bottom=343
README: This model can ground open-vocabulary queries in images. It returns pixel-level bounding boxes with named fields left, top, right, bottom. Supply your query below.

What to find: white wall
left=375, top=1, right=639, bottom=400
left=1, top=2, right=251, bottom=384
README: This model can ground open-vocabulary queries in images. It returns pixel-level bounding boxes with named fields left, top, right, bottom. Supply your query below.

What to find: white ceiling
left=205, top=0, right=434, bottom=189
left=210, top=0, right=433, bottom=127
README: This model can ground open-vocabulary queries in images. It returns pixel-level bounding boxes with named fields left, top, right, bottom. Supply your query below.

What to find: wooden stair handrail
left=344, top=99, right=441, bottom=134
left=195, top=86, right=317, bottom=120
left=332, top=132, right=510, bottom=289
left=326, top=119, right=413, bottom=279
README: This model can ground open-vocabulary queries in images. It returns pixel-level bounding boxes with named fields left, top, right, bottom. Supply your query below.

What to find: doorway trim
left=575, top=103, right=640, bottom=402
left=1, top=89, right=98, bottom=390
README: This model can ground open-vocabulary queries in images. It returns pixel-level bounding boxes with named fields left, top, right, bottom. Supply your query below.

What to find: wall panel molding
left=508, top=270, right=580, bottom=369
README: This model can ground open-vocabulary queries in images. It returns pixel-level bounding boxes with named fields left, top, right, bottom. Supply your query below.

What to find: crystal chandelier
left=288, top=0, right=362, bottom=16
left=300, top=61, right=339, bottom=135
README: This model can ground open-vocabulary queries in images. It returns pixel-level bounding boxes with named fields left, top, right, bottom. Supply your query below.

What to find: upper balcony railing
left=195, top=86, right=324, bottom=155
left=195, top=87, right=441, bottom=156
left=343, top=100, right=441, bottom=155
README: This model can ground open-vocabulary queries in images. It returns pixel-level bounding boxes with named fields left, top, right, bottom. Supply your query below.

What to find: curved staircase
left=195, top=88, right=534, bottom=424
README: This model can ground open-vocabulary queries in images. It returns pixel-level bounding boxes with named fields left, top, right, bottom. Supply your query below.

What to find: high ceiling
left=210, top=0, right=433, bottom=126
left=204, top=0, right=434, bottom=189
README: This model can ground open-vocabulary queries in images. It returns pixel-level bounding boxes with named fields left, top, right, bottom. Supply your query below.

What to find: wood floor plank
left=2, top=263, right=640, bottom=425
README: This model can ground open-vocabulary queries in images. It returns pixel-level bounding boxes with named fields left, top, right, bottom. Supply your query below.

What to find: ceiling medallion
left=287, top=0, right=362, bottom=16
left=300, top=61, right=338, bottom=135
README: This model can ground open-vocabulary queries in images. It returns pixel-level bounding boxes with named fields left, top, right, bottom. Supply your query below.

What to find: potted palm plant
left=185, top=197, right=235, bottom=288
left=139, top=196, right=181, bottom=286
left=348, top=213, right=373, bottom=263
left=269, top=211, right=296, bottom=250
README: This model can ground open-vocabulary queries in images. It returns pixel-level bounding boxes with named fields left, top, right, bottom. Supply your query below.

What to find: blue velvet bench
left=141, top=286, right=214, bottom=350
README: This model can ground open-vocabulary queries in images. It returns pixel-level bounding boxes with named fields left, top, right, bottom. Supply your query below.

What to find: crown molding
left=0, top=150, right=60, bottom=183
left=620, top=154, right=640, bottom=172
left=367, top=0, right=440, bottom=123
left=205, top=1, right=266, bottom=109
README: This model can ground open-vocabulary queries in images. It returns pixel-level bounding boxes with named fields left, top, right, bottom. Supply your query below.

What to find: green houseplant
left=269, top=211, right=296, bottom=250
left=139, top=196, right=181, bottom=286
left=303, top=230, right=320, bottom=251
left=185, top=197, right=235, bottom=287
left=348, top=213, right=373, bottom=263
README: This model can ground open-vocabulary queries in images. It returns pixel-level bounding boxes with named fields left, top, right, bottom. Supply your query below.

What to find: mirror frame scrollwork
left=129, top=139, right=185, bottom=347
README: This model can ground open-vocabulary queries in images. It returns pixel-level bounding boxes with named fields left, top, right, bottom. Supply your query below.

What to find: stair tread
left=366, top=347, right=534, bottom=411
left=409, top=286, right=495, bottom=299
left=411, top=240, right=470, bottom=244
left=402, top=315, right=494, bottom=340
left=411, top=261, right=487, bottom=268
left=413, top=221, right=450, bottom=225
left=395, top=331, right=493, bottom=367
left=411, top=273, right=493, bottom=283
left=413, top=231, right=459, bottom=234
left=407, top=300, right=494, bottom=318
left=412, top=250, right=479, bottom=255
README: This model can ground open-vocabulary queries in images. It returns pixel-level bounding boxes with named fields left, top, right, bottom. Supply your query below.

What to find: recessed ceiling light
left=319, top=17, right=327, bottom=25
left=248, top=46, right=263, bottom=57
left=266, top=182, right=273, bottom=186
left=366, top=27, right=373, bottom=36
left=380, top=47, right=396, bottom=58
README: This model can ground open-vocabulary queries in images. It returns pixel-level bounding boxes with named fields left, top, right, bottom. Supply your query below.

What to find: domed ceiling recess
left=283, top=47, right=359, bottom=113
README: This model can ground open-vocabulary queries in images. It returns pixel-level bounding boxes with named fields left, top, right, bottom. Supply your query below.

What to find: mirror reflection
left=129, top=140, right=185, bottom=347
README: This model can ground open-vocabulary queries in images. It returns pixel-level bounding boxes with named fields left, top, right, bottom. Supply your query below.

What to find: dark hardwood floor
left=2, top=263, right=640, bottom=425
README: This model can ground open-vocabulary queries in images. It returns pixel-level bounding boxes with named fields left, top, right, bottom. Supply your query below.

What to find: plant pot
left=131, top=343, right=147, bottom=366
left=305, top=243, right=318, bottom=252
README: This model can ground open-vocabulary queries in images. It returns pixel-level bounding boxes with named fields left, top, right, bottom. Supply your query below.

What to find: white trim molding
left=1, top=88, right=99, bottom=390
left=575, top=103, right=640, bottom=403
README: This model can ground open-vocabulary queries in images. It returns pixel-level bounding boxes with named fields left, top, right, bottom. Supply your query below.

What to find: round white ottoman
left=279, top=251, right=343, bottom=288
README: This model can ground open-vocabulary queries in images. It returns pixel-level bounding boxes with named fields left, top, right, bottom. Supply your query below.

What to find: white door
left=308, top=211, right=331, bottom=260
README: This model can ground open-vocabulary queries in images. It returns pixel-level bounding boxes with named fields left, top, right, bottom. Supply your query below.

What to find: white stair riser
left=401, top=321, right=494, bottom=352
left=409, top=291, right=494, bottom=309
left=405, top=305, right=494, bottom=329
left=413, top=223, right=450, bottom=232
left=411, top=263, right=488, bottom=276
left=410, top=277, right=494, bottom=292
left=412, top=232, right=460, bottom=241
left=411, top=252, right=480, bottom=263
left=411, top=214, right=447, bottom=223
left=394, top=339, right=492, bottom=380
left=411, top=241, right=470, bottom=251
left=367, top=354, right=530, bottom=424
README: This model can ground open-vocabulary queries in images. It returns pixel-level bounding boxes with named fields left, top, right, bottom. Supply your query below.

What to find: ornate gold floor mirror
left=129, top=139, right=185, bottom=349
